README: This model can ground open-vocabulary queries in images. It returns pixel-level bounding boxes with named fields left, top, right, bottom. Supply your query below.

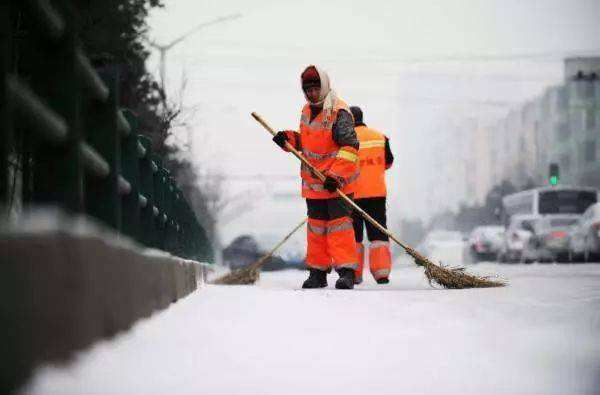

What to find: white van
left=502, top=186, right=598, bottom=220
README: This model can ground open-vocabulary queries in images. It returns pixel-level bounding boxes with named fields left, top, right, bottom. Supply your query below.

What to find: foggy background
left=145, top=0, right=600, bottom=254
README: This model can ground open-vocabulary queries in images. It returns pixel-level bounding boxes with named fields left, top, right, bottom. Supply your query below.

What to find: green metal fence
left=1, top=0, right=213, bottom=262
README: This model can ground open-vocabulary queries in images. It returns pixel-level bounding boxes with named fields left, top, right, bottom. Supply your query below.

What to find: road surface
left=23, top=259, right=600, bottom=395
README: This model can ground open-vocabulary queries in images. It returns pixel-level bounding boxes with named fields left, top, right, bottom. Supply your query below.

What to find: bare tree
left=160, top=73, right=236, bottom=259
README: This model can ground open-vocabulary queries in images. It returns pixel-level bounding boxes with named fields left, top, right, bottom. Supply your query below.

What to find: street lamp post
left=149, top=13, right=242, bottom=94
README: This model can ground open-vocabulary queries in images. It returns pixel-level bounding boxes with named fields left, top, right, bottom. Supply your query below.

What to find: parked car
left=463, top=225, right=504, bottom=262
left=568, top=203, right=600, bottom=262
left=417, top=230, right=465, bottom=264
left=521, top=216, right=578, bottom=263
left=498, top=215, right=538, bottom=263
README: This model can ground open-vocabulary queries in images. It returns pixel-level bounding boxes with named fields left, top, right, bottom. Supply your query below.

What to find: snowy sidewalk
left=23, top=263, right=600, bottom=395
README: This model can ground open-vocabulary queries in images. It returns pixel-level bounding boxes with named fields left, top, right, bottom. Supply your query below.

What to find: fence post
left=195, top=221, right=209, bottom=262
left=30, top=6, right=84, bottom=212
left=0, top=1, right=10, bottom=209
left=84, top=67, right=121, bottom=231
left=163, top=171, right=175, bottom=253
left=171, top=186, right=184, bottom=257
left=138, top=135, right=155, bottom=247
left=180, top=196, right=195, bottom=259
left=173, top=188, right=186, bottom=258
left=120, top=110, right=141, bottom=240
left=152, top=157, right=167, bottom=250
left=164, top=177, right=176, bottom=254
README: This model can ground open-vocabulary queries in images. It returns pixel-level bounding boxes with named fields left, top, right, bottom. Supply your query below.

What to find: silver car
left=498, top=215, right=538, bottom=263
left=417, top=230, right=465, bottom=264
left=463, top=225, right=504, bottom=262
left=522, top=217, right=578, bottom=263
left=568, top=203, right=600, bottom=262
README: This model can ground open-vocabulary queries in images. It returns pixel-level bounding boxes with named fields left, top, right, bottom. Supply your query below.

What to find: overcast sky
left=147, top=0, right=600, bottom=249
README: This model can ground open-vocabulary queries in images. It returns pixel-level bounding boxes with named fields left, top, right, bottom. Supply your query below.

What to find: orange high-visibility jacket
left=354, top=125, right=389, bottom=199
left=285, top=98, right=359, bottom=199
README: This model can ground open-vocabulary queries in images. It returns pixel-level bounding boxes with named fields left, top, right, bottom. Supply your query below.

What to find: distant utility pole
left=149, top=13, right=242, bottom=93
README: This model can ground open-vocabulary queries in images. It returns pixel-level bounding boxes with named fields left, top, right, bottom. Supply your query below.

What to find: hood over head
left=301, top=65, right=332, bottom=105
left=300, top=65, right=338, bottom=119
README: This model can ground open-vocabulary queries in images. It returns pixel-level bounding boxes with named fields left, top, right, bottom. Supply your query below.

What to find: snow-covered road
left=23, top=261, right=600, bottom=395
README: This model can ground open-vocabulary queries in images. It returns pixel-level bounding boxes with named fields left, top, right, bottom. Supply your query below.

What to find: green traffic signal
left=549, top=163, right=559, bottom=186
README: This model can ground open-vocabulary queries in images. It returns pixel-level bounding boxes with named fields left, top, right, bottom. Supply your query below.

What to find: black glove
left=323, top=176, right=341, bottom=192
left=273, top=131, right=289, bottom=148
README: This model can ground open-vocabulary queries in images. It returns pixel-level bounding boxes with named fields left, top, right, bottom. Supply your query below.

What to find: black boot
left=302, top=268, right=328, bottom=289
left=335, top=268, right=355, bottom=289
left=376, top=277, right=390, bottom=284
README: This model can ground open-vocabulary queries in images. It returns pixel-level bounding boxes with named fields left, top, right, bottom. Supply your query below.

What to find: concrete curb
left=0, top=232, right=207, bottom=393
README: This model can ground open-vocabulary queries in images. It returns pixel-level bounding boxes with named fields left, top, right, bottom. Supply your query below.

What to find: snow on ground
left=22, top=259, right=600, bottom=395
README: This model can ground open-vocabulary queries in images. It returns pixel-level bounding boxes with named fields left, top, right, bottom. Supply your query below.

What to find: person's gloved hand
left=273, top=131, right=289, bottom=148
left=323, top=176, right=341, bottom=192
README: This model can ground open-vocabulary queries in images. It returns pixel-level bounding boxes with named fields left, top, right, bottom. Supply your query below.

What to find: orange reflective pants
left=352, top=197, right=392, bottom=280
left=369, top=240, right=392, bottom=280
left=306, top=197, right=358, bottom=271
left=355, top=242, right=365, bottom=283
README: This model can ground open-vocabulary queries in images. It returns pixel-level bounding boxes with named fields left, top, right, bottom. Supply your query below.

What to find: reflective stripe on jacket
left=298, top=97, right=359, bottom=199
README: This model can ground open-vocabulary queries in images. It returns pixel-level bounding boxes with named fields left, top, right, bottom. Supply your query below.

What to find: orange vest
left=298, top=98, right=359, bottom=199
left=354, top=125, right=388, bottom=198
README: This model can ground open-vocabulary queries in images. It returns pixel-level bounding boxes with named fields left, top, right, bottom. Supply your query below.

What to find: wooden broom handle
left=252, top=112, right=327, bottom=183
left=250, top=217, right=307, bottom=270
left=251, top=112, right=424, bottom=262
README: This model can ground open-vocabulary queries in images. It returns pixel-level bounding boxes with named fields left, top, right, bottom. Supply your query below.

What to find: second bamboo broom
left=212, top=218, right=307, bottom=285
left=251, top=112, right=505, bottom=289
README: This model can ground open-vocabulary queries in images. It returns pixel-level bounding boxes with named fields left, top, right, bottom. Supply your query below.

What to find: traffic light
left=549, top=163, right=559, bottom=186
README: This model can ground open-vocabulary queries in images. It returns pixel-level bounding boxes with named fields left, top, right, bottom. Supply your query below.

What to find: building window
left=575, top=110, right=586, bottom=131
left=574, top=80, right=594, bottom=100
left=585, top=108, right=596, bottom=130
left=560, top=154, right=570, bottom=175
left=584, top=141, right=596, bottom=162
left=558, top=88, right=568, bottom=108
left=557, top=122, right=570, bottom=141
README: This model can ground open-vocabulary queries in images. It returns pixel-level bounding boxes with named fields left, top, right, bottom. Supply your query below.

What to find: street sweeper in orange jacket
left=349, top=106, right=394, bottom=285
left=273, top=65, right=360, bottom=289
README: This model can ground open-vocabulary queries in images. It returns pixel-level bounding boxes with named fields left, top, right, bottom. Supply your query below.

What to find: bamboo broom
left=213, top=218, right=307, bottom=285
left=251, top=112, right=505, bottom=289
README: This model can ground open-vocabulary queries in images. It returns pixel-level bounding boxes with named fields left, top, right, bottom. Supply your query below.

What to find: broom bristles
left=415, top=255, right=506, bottom=289
left=212, top=218, right=308, bottom=285
left=212, top=265, right=261, bottom=285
